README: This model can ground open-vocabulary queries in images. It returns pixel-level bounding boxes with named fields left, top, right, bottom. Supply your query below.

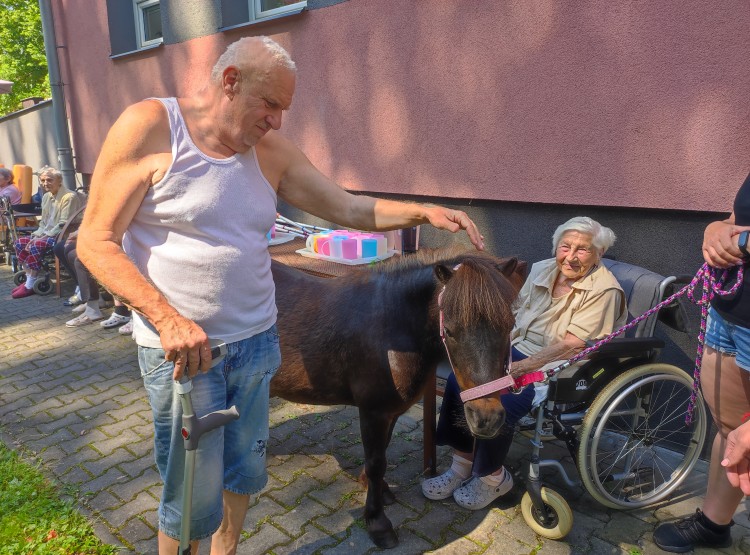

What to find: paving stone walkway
left=1, top=263, right=748, bottom=554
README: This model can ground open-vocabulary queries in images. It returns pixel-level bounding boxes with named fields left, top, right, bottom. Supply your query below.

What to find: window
left=134, top=0, right=163, bottom=49
left=253, top=0, right=307, bottom=20
left=220, top=0, right=307, bottom=31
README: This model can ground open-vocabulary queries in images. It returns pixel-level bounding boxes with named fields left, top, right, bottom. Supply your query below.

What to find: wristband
left=738, top=230, right=750, bottom=258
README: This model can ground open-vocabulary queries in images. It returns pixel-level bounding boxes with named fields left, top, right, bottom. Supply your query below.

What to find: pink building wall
left=54, top=0, right=749, bottom=212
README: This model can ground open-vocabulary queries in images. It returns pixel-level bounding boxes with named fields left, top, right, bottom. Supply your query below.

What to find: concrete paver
left=1, top=263, right=748, bottom=554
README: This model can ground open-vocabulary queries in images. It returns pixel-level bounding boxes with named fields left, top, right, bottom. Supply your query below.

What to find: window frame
left=251, top=0, right=307, bottom=22
left=133, top=0, right=163, bottom=50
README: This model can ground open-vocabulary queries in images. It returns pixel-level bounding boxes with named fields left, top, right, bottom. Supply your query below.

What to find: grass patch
left=0, top=441, right=119, bottom=554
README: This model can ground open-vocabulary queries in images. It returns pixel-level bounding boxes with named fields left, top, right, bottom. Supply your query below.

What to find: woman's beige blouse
left=512, top=258, right=627, bottom=356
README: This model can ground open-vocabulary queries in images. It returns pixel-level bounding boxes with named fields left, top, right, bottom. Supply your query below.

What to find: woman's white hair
left=0, top=167, right=13, bottom=183
left=38, top=166, right=62, bottom=180
left=210, top=36, right=296, bottom=84
left=551, top=216, right=616, bottom=255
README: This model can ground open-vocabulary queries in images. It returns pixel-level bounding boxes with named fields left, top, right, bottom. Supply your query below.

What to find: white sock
left=25, top=275, right=37, bottom=289
left=480, top=467, right=507, bottom=487
left=450, top=453, right=473, bottom=479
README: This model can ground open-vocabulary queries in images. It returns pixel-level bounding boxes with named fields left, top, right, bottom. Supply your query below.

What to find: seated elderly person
left=422, top=216, right=627, bottom=509
left=11, top=166, right=82, bottom=299
left=57, top=229, right=107, bottom=326
left=0, top=167, right=22, bottom=205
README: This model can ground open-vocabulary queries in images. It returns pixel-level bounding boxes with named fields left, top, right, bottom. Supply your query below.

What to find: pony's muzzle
left=463, top=397, right=506, bottom=438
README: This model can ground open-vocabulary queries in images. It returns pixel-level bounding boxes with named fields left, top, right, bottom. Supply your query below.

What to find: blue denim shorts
left=138, top=325, right=281, bottom=541
left=705, top=308, right=750, bottom=371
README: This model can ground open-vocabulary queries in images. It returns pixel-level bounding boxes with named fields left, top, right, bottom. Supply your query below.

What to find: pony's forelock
left=440, top=258, right=517, bottom=332
left=368, top=246, right=518, bottom=332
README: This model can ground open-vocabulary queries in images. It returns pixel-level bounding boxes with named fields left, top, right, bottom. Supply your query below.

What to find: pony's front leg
left=359, top=409, right=398, bottom=549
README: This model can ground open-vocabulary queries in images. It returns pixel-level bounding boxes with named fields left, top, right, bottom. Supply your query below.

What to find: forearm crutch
left=175, top=341, right=237, bottom=555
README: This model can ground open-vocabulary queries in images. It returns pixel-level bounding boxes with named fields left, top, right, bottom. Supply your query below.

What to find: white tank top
left=125, top=97, right=277, bottom=348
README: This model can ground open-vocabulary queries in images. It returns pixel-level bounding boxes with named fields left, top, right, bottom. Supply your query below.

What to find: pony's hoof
left=370, top=528, right=398, bottom=549
left=367, top=514, right=398, bottom=549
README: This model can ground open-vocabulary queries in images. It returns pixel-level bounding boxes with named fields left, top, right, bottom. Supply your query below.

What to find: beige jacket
left=32, top=188, right=82, bottom=238
left=512, top=258, right=627, bottom=356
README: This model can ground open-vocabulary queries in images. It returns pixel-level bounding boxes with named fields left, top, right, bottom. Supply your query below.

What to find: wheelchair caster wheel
left=33, top=278, right=53, bottom=296
left=13, top=270, right=26, bottom=286
left=521, top=488, right=573, bottom=540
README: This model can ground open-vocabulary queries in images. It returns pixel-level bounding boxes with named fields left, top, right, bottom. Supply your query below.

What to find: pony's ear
left=434, top=264, right=454, bottom=285
left=495, top=257, right=519, bottom=277
left=516, top=260, right=528, bottom=278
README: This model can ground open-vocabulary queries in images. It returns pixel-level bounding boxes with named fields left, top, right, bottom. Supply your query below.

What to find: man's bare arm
left=261, top=134, right=484, bottom=250
left=77, top=100, right=212, bottom=378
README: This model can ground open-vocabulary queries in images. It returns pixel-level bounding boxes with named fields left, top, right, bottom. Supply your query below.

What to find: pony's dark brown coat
left=271, top=247, right=525, bottom=548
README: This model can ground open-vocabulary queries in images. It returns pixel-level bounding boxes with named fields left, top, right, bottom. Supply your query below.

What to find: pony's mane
left=370, top=244, right=483, bottom=274
left=374, top=246, right=519, bottom=332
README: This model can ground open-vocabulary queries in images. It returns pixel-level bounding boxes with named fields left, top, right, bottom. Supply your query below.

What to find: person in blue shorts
left=654, top=172, right=750, bottom=552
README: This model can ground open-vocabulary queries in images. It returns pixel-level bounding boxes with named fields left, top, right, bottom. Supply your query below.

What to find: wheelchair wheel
left=577, top=363, right=707, bottom=509
left=521, top=488, right=573, bottom=540
left=13, top=270, right=26, bottom=286
left=33, top=278, right=53, bottom=296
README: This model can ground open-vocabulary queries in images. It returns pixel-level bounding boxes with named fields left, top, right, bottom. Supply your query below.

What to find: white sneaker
left=422, top=469, right=468, bottom=500
left=453, top=467, right=513, bottom=510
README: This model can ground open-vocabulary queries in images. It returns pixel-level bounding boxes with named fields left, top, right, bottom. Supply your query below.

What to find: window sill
left=218, top=7, right=305, bottom=33
left=110, top=42, right=163, bottom=60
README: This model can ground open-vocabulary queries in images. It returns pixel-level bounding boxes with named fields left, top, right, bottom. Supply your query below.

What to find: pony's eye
left=443, top=326, right=454, bottom=339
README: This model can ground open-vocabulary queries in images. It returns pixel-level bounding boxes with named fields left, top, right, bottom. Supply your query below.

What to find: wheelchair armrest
left=13, top=202, right=41, bottom=215
left=585, top=336, right=664, bottom=359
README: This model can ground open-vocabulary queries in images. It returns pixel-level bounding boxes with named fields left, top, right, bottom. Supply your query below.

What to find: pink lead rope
left=440, top=263, right=744, bottom=424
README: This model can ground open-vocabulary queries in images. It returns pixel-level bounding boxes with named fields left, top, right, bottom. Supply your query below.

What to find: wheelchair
left=518, top=259, right=707, bottom=539
left=0, top=196, right=23, bottom=268
left=2, top=196, right=84, bottom=296
left=11, top=249, right=57, bottom=295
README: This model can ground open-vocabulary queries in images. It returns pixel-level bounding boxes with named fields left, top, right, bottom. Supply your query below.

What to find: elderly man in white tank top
left=77, top=36, right=484, bottom=554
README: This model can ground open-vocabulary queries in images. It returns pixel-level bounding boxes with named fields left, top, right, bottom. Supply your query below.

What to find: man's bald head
left=210, top=36, right=296, bottom=89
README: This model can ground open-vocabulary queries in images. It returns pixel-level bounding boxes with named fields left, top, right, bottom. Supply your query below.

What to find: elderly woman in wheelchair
left=11, top=167, right=82, bottom=299
left=422, top=216, right=627, bottom=509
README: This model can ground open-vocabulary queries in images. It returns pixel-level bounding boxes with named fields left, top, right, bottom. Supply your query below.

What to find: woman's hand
left=510, top=334, right=584, bottom=378
left=702, top=217, right=750, bottom=268
left=722, top=419, right=750, bottom=495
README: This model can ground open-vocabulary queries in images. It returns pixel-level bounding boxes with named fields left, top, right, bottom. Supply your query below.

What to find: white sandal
left=452, top=467, right=513, bottom=510
left=422, top=469, right=468, bottom=500
left=118, top=320, right=133, bottom=335
left=66, top=312, right=105, bottom=327
left=100, top=313, right=131, bottom=329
